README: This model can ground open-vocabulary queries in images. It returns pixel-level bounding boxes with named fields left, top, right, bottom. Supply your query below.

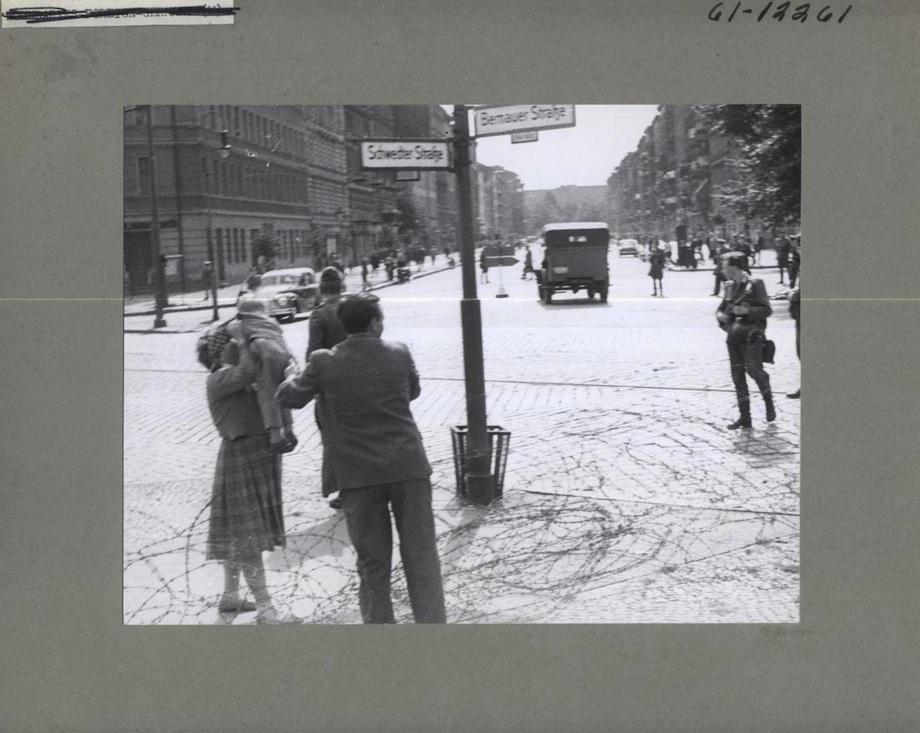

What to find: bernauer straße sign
left=473, top=104, right=576, bottom=137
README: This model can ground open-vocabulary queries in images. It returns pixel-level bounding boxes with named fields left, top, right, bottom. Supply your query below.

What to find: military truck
left=536, top=222, right=610, bottom=304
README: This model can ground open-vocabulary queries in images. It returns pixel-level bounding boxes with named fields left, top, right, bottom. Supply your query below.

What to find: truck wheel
left=587, top=289, right=595, bottom=299
left=600, top=287, right=609, bottom=303
left=540, top=287, right=552, bottom=305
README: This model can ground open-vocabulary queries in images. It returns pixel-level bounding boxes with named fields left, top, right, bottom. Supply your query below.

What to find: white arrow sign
left=474, top=104, right=576, bottom=137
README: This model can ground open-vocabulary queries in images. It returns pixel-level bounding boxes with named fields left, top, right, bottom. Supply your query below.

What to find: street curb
left=123, top=264, right=456, bottom=320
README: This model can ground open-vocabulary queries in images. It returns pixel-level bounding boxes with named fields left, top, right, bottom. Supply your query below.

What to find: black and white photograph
left=123, top=103, right=801, bottom=625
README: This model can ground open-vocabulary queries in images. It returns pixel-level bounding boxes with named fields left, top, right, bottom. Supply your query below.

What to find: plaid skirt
left=207, top=433, right=285, bottom=562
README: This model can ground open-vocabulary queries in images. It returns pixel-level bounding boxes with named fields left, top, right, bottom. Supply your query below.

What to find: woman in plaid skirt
left=203, top=322, right=300, bottom=624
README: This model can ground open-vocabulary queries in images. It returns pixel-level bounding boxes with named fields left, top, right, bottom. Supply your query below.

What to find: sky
left=468, top=105, right=659, bottom=191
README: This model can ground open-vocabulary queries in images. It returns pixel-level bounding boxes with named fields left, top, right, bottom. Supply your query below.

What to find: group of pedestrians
left=198, top=266, right=446, bottom=624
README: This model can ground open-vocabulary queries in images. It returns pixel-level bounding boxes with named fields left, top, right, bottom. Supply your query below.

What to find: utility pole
left=452, top=104, right=494, bottom=504
left=146, top=105, right=168, bottom=328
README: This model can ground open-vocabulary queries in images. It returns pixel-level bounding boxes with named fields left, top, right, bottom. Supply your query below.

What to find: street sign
left=360, top=139, right=452, bottom=170
left=486, top=255, right=519, bottom=267
left=511, top=131, right=539, bottom=144
left=473, top=104, right=576, bottom=137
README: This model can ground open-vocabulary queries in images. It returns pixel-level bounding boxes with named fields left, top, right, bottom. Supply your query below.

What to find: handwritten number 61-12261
left=708, top=2, right=853, bottom=23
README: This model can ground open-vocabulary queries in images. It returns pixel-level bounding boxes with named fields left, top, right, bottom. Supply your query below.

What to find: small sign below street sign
left=395, top=170, right=420, bottom=181
left=511, top=131, right=539, bottom=144
left=360, top=139, right=452, bottom=170
left=486, top=255, right=519, bottom=267
left=473, top=104, right=576, bottom=137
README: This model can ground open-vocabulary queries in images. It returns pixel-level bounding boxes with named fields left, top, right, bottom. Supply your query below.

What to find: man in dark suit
left=277, top=294, right=446, bottom=623
left=716, top=252, right=775, bottom=429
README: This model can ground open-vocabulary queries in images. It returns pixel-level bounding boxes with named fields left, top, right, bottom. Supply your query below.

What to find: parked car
left=617, top=238, right=640, bottom=257
left=240, top=267, right=319, bottom=321
left=535, top=222, right=610, bottom=304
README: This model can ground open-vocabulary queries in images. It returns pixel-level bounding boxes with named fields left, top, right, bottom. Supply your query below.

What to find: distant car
left=240, top=267, right=319, bottom=321
left=617, top=238, right=640, bottom=257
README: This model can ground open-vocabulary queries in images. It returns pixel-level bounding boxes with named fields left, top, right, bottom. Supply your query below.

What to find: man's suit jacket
left=277, top=333, right=431, bottom=494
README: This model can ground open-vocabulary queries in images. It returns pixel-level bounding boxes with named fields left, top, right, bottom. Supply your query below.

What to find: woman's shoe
left=256, top=606, right=303, bottom=625
left=727, top=416, right=752, bottom=430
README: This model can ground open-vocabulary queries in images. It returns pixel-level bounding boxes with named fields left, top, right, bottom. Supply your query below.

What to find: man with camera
left=716, top=252, right=775, bottom=430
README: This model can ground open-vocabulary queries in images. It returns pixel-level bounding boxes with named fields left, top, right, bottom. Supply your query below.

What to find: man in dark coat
left=776, top=236, right=791, bottom=284
left=277, top=295, right=446, bottom=624
left=711, top=239, right=729, bottom=296
left=788, top=234, right=801, bottom=288
left=716, top=252, right=775, bottom=429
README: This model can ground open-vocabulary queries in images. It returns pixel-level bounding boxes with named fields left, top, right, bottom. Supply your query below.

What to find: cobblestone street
left=124, top=257, right=799, bottom=624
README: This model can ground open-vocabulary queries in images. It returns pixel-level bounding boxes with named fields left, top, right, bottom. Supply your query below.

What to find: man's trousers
left=339, top=478, right=446, bottom=623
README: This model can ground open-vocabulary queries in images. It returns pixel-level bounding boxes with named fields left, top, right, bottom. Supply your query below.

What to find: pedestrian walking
left=715, top=252, right=775, bottom=429
left=788, top=234, right=801, bottom=288
left=201, top=321, right=300, bottom=625
left=711, top=239, right=729, bottom=296
left=776, top=236, right=791, bottom=284
left=648, top=244, right=667, bottom=296
left=754, top=233, right=765, bottom=266
left=360, top=258, right=370, bottom=290
left=479, top=249, right=489, bottom=283
left=521, top=247, right=534, bottom=280
left=277, top=295, right=447, bottom=624
left=201, top=261, right=213, bottom=301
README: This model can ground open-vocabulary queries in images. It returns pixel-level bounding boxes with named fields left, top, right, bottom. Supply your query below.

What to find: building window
left=137, top=156, right=150, bottom=195
left=241, top=229, right=247, bottom=262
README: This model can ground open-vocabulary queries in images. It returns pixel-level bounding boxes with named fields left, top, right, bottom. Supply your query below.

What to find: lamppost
left=124, top=105, right=171, bottom=328
left=452, top=104, right=493, bottom=504
left=197, top=109, right=229, bottom=321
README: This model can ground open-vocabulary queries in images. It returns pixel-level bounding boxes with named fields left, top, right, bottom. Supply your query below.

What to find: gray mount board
left=2, top=0, right=920, bottom=731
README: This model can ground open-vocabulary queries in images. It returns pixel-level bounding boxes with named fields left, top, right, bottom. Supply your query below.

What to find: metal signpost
left=359, top=105, right=576, bottom=505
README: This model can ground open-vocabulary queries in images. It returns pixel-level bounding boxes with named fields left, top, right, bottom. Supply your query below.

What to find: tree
left=396, top=196, right=427, bottom=238
left=250, top=233, right=279, bottom=272
left=695, top=105, right=801, bottom=224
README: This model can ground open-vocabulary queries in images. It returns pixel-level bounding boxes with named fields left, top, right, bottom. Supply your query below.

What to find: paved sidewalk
left=123, top=260, right=454, bottom=319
